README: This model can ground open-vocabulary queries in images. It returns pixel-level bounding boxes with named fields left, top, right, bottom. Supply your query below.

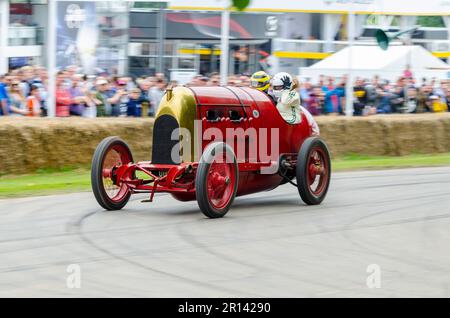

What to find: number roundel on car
left=252, top=110, right=260, bottom=118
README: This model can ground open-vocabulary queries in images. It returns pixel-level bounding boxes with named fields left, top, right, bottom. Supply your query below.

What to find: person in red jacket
left=55, top=71, right=72, bottom=117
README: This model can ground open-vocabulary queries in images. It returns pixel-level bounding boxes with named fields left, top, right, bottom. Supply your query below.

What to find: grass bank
left=1, top=153, right=449, bottom=198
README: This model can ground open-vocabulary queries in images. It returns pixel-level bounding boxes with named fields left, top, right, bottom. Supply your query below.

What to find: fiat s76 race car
left=91, top=86, right=331, bottom=218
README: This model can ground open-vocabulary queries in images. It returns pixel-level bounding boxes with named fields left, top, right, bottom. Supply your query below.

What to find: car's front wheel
left=91, top=136, right=133, bottom=210
left=195, top=142, right=238, bottom=218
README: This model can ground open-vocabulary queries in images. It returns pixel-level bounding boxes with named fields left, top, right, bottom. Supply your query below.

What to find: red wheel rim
left=101, top=144, right=131, bottom=203
left=306, top=147, right=329, bottom=197
left=206, top=152, right=236, bottom=210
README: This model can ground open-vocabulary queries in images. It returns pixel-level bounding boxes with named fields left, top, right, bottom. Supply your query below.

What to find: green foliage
left=232, top=0, right=251, bottom=11
left=367, top=15, right=445, bottom=28
left=417, top=16, right=445, bottom=28
left=133, top=1, right=167, bottom=9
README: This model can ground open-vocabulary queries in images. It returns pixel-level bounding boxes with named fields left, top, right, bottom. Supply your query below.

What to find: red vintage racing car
left=91, top=86, right=331, bottom=218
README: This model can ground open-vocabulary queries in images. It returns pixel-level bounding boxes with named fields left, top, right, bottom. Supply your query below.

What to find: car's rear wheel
left=196, top=142, right=238, bottom=218
left=91, top=136, right=133, bottom=210
left=296, top=137, right=331, bottom=205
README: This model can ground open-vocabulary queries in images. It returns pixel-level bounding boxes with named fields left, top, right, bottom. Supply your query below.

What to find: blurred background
left=0, top=0, right=448, bottom=118
left=1, top=2, right=450, bottom=298
left=2, top=1, right=450, bottom=76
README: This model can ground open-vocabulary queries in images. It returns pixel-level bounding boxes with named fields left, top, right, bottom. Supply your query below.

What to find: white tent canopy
left=300, top=45, right=450, bottom=82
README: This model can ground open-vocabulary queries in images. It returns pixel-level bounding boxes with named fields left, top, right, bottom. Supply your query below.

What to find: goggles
left=251, top=80, right=269, bottom=88
left=272, top=85, right=284, bottom=91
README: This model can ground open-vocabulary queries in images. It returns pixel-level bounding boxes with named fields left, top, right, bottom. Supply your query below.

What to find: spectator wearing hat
left=197, top=76, right=208, bottom=87
left=93, top=79, right=108, bottom=116
left=93, top=78, right=127, bottom=117
left=429, top=94, right=447, bottom=113
left=403, top=64, right=413, bottom=79
left=93, top=78, right=113, bottom=117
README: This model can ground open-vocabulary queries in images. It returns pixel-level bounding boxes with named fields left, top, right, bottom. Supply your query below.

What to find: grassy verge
left=332, top=153, right=450, bottom=171
left=1, top=153, right=450, bottom=198
left=0, top=167, right=91, bottom=198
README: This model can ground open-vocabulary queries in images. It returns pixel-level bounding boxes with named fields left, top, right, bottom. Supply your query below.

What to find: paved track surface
left=1, top=167, right=450, bottom=297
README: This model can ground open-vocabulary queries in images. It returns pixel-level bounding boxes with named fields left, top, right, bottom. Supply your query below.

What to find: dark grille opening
left=151, top=114, right=180, bottom=164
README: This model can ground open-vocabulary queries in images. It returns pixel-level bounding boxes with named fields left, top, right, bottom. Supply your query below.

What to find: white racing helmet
left=271, top=72, right=293, bottom=100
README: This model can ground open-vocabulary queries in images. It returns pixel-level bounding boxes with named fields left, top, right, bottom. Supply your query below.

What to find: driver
left=271, top=72, right=302, bottom=124
left=250, top=71, right=276, bottom=103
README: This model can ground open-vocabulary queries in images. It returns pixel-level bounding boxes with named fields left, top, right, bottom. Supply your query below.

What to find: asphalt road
left=0, top=166, right=450, bottom=297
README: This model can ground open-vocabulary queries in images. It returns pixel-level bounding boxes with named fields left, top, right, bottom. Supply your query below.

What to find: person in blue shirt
left=322, top=79, right=345, bottom=114
left=322, top=77, right=344, bottom=114
left=126, top=88, right=144, bottom=117
left=0, top=80, right=10, bottom=116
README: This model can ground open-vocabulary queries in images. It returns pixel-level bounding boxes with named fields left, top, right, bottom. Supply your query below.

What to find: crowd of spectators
left=0, top=65, right=449, bottom=118
left=0, top=66, right=173, bottom=118
left=301, top=73, right=450, bottom=116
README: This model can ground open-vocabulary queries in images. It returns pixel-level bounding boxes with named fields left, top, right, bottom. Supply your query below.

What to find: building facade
left=0, top=0, right=449, bottom=77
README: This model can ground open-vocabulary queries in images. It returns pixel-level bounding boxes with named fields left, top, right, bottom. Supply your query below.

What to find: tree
left=232, top=0, right=251, bottom=11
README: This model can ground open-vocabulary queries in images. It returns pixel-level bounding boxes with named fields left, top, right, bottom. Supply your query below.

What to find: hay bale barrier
left=0, top=118, right=154, bottom=175
left=1, top=114, right=450, bottom=175
left=315, top=113, right=450, bottom=157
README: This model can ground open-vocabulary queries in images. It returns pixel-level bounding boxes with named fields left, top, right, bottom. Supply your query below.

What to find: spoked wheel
left=296, top=137, right=331, bottom=205
left=196, top=142, right=238, bottom=218
left=91, top=136, right=134, bottom=210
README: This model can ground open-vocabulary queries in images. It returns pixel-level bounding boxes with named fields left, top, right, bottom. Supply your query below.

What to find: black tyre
left=196, top=142, right=239, bottom=218
left=296, top=137, right=331, bottom=205
left=91, top=136, right=134, bottom=210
